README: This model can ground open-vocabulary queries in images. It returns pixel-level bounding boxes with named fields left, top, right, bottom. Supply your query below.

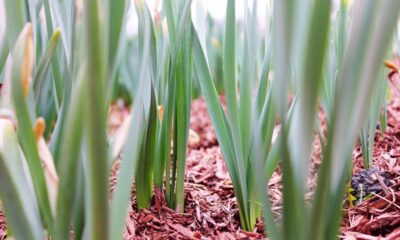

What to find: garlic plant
left=192, top=0, right=400, bottom=237
left=0, top=0, right=399, bottom=239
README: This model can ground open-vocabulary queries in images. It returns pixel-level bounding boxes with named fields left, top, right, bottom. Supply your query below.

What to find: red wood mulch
left=341, top=99, right=400, bottom=240
left=2, top=95, right=400, bottom=239
left=0, top=210, right=5, bottom=240
left=109, top=97, right=266, bottom=239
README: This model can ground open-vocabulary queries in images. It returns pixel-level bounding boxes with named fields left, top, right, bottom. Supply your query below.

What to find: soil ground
left=1, top=96, right=400, bottom=239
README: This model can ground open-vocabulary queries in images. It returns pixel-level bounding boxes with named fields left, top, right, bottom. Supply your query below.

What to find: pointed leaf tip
left=34, top=117, right=46, bottom=141
left=21, top=23, right=34, bottom=98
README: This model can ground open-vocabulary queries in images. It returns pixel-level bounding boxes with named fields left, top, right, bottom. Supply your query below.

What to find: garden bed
left=1, top=97, right=400, bottom=239
left=341, top=99, right=400, bottom=239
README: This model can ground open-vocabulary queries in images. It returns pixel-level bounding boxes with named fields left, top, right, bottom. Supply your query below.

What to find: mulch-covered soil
left=341, top=99, right=400, bottom=240
left=110, top=145, right=265, bottom=239
left=2, top=95, right=400, bottom=239
left=0, top=210, right=5, bottom=240
left=109, top=97, right=266, bottom=239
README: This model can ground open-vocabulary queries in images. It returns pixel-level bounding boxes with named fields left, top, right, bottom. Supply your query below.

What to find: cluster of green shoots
left=0, top=0, right=398, bottom=239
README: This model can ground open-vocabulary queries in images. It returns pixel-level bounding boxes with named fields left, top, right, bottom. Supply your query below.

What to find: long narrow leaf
left=82, top=0, right=109, bottom=238
left=11, top=23, right=54, bottom=233
left=54, top=71, right=85, bottom=239
left=0, top=119, right=44, bottom=240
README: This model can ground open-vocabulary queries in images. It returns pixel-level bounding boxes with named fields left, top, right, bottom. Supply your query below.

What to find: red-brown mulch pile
left=0, top=210, right=5, bottom=240
left=341, top=99, right=400, bottom=240
left=111, top=145, right=265, bottom=239
left=3, top=95, right=400, bottom=239
left=189, top=97, right=222, bottom=149
left=109, top=97, right=266, bottom=239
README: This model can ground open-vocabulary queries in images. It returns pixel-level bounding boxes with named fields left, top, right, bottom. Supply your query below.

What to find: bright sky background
left=0, top=0, right=343, bottom=43
left=0, top=0, right=268, bottom=41
left=144, top=0, right=268, bottom=20
left=126, top=0, right=270, bottom=36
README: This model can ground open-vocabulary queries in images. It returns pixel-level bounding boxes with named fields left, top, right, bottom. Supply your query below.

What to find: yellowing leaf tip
left=158, top=105, right=164, bottom=120
left=53, top=28, right=61, bottom=39
left=34, top=117, right=46, bottom=141
left=384, top=60, right=398, bottom=72
left=21, top=23, right=34, bottom=98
